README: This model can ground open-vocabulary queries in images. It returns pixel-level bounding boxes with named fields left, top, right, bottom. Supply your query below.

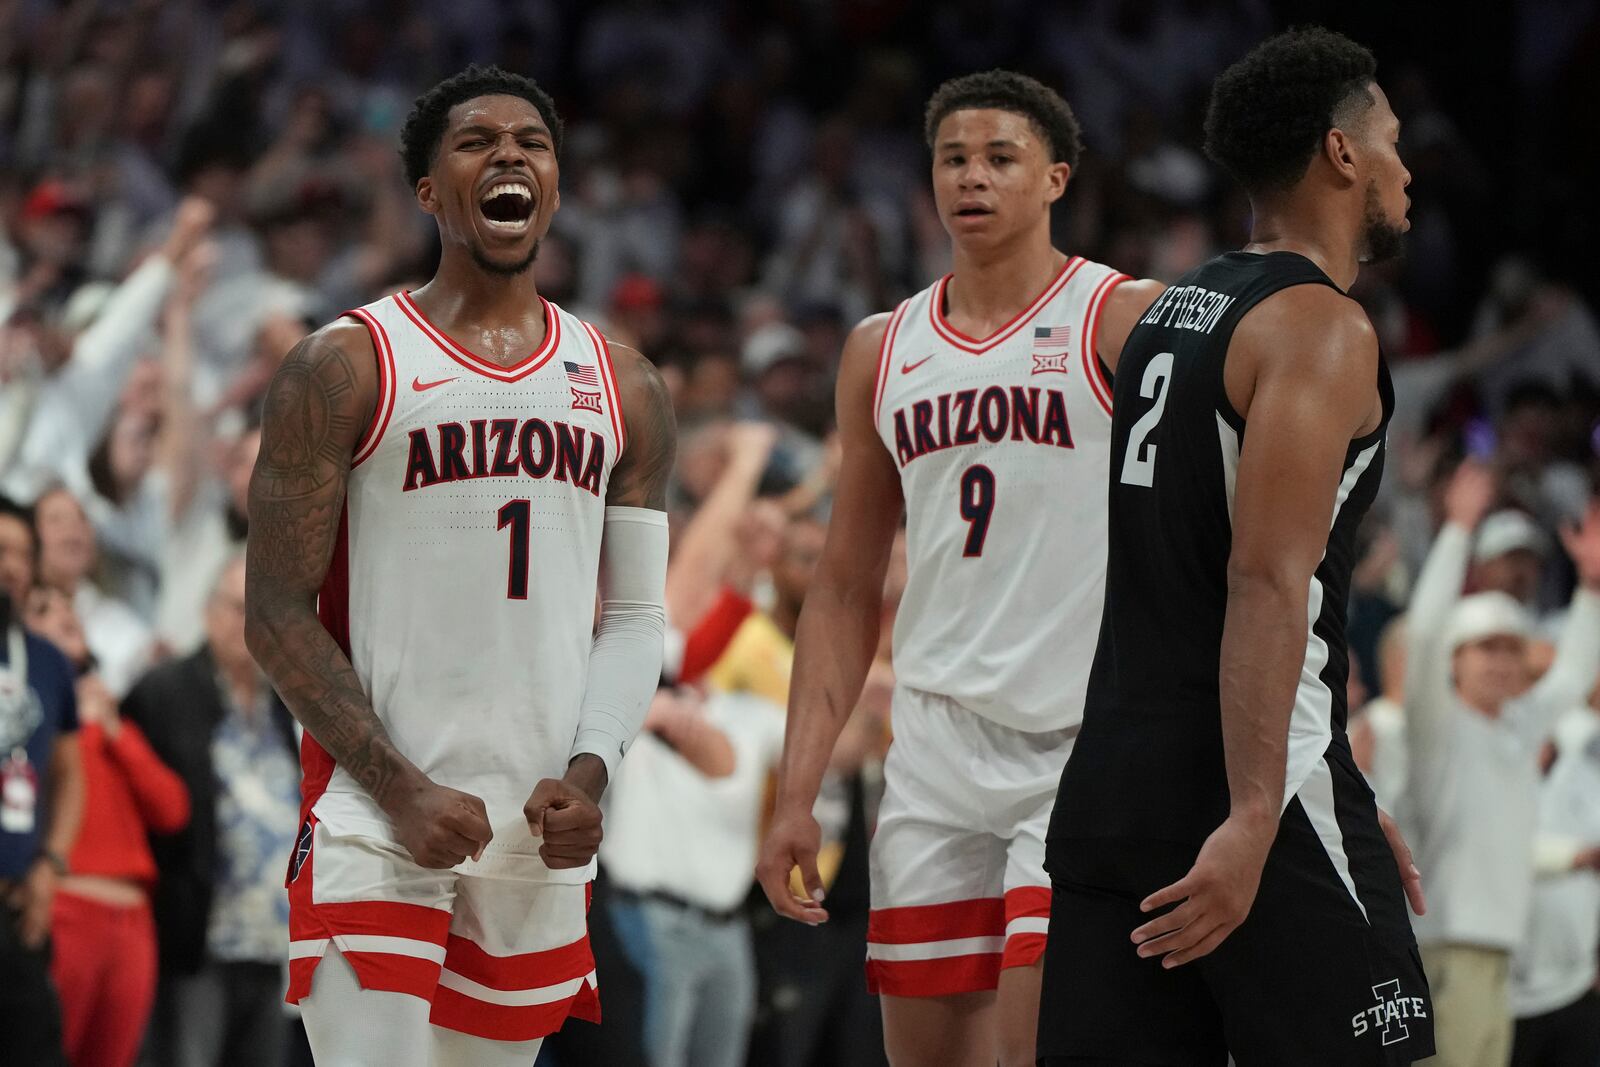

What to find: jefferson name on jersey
left=889, top=384, right=1075, bottom=469
left=402, top=417, right=606, bottom=495
left=1133, top=282, right=1236, bottom=335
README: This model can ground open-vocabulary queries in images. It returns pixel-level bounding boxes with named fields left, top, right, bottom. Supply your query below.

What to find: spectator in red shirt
left=27, top=585, right=189, bottom=1067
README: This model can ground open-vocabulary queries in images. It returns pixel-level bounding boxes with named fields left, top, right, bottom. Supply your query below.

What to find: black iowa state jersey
left=1050, top=250, right=1393, bottom=847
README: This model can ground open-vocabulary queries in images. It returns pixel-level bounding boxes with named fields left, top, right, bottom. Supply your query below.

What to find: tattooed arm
left=245, top=322, right=492, bottom=869
left=525, top=343, right=675, bottom=868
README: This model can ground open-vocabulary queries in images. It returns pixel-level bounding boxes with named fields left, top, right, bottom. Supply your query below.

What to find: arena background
left=2, top=1, right=1599, bottom=1066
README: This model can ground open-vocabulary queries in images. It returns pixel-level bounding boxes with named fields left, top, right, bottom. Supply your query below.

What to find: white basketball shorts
left=866, top=684, right=1076, bottom=997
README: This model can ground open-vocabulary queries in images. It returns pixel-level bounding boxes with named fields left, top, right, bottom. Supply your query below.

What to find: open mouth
left=954, top=205, right=993, bottom=218
left=478, top=180, right=536, bottom=232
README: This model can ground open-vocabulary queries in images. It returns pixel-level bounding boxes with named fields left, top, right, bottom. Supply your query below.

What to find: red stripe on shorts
left=867, top=897, right=1004, bottom=945
left=443, top=933, right=595, bottom=991
left=429, top=976, right=600, bottom=1042
left=865, top=952, right=1002, bottom=998
left=291, top=899, right=452, bottom=942
left=1004, top=885, right=1051, bottom=921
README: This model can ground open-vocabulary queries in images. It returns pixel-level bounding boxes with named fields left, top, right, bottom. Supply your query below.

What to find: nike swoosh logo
left=412, top=376, right=457, bottom=392
left=901, top=354, right=935, bottom=374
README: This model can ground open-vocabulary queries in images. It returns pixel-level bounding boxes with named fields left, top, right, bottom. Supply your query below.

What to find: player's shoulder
left=290, top=314, right=379, bottom=371
left=1237, top=283, right=1377, bottom=374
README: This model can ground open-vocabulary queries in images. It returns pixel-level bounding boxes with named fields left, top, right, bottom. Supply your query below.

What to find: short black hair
left=0, top=494, right=35, bottom=547
left=924, top=70, right=1083, bottom=169
left=1204, top=28, right=1378, bottom=197
left=399, top=64, right=564, bottom=189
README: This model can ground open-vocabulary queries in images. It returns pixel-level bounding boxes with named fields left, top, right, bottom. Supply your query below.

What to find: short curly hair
left=924, top=70, right=1083, bottom=168
left=399, top=65, right=564, bottom=189
left=1204, top=28, right=1378, bottom=196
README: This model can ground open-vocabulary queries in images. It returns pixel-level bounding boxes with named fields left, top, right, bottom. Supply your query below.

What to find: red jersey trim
left=344, top=308, right=397, bottom=468
left=872, top=300, right=911, bottom=425
left=394, top=291, right=561, bottom=382
left=581, top=321, right=627, bottom=454
left=929, top=257, right=1085, bottom=354
left=1080, top=272, right=1126, bottom=418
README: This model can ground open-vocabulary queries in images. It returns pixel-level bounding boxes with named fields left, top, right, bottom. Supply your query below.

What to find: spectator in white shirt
left=0, top=198, right=214, bottom=504
left=1403, top=461, right=1600, bottom=1067
left=31, top=485, right=157, bottom=698
left=1510, top=695, right=1600, bottom=1067
left=602, top=686, right=778, bottom=1067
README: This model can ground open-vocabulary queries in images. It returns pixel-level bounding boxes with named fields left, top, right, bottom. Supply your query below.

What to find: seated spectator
left=122, top=556, right=298, bottom=1067
left=28, top=583, right=189, bottom=1067
left=1403, top=462, right=1600, bottom=1067
left=31, top=485, right=156, bottom=698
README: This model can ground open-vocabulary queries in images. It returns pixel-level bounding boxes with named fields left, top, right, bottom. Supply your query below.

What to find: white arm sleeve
left=570, top=506, right=669, bottom=782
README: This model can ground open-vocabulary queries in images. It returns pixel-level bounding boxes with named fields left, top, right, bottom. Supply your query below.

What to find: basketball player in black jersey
left=1038, top=29, right=1434, bottom=1066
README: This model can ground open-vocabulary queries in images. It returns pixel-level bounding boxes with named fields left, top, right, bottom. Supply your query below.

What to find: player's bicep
left=247, top=324, right=377, bottom=599
left=605, top=345, right=676, bottom=512
left=1096, top=278, right=1165, bottom=374
left=818, top=315, right=902, bottom=578
left=1227, top=315, right=1378, bottom=586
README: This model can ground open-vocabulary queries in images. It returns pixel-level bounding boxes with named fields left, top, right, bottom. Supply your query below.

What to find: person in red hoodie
left=26, top=585, right=189, bottom=1067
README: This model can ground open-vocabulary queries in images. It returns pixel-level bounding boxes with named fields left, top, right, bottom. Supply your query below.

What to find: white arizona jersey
left=303, top=290, right=624, bottom=873
left=873, top=257, right=1129, bottom=733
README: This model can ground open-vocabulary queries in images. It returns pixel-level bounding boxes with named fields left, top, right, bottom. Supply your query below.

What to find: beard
left=470, top=239, right=541, bottom=278
left=1358, top=181, right=1405, bottom=264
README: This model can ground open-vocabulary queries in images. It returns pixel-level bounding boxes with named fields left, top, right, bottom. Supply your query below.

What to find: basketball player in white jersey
left=755, top=71, right=1164, bottom=1067
left=243, top=66, right=674, bottom=1066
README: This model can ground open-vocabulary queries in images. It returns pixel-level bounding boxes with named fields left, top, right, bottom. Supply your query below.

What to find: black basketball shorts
left=1037, top=756, right=1434, bottom=1066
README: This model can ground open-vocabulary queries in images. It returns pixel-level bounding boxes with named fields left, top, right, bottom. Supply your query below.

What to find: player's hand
left=1443, top=459, right=1496, bottom=531
left=524, top=778, right=603, bottom=869
left=1378, top=806, right=1425, bottom=916
left=1131, top=813, right=1274, bottom=968
left=1559, top=499, right=1600, bottom=591
left=387, top=779, right=493, bottom=869
left=755, top=808, right=828, bottom=925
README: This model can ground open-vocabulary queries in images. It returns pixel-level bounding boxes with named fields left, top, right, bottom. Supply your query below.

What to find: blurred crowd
left=2, top=1, right=1600, bottom=1066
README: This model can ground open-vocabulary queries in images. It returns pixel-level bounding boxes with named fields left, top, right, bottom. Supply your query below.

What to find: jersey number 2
left=1119, top=352, right=1175, bottom=488
left=497, top=499, right=532, bottom=599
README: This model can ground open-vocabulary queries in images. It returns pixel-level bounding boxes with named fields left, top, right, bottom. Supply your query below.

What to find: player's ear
left=1322, top=127, right=1360, bottom=187
left=1045, top=161, right=1070, bottom=205
left=416, top=176, right=440, bottom=216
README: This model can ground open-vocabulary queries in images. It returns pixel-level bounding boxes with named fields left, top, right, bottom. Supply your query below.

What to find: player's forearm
left=1218, top=571, right=1305, bottom=829
left=244, top=598, right=423, bottom=811
left=776, top=574, right=880, bottom=812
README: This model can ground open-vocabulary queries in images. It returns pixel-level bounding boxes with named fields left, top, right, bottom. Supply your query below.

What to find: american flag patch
left=565, top=361, right=600, bottom=387
left=1033, top=325, right=1072, bottom=374
left=1033, top=326, right=1072, bottom=349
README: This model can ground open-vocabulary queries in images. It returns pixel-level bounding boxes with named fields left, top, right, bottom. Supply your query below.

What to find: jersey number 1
left=1119, top=352, right=1174, bottom=488
left=497, top=499, right=532, bottom=599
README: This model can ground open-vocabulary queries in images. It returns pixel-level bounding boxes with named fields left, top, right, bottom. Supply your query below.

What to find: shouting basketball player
left=755, top=71, right=1163, bottom=1067
left=1040, top=29, right=1433, bottom=1066
left=244, top=66, right=674, bottom=1066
